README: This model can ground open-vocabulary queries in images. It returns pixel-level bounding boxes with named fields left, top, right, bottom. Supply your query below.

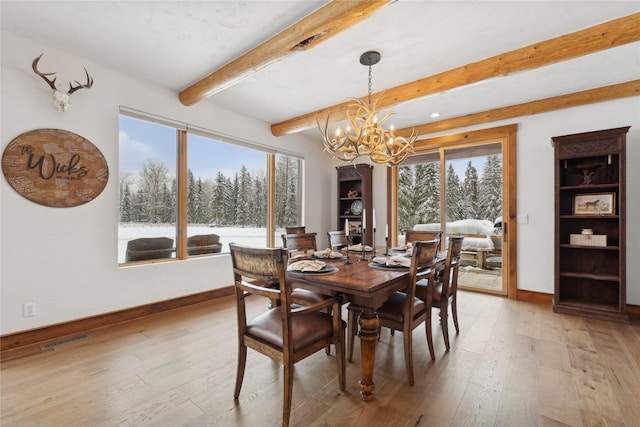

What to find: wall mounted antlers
left=32, top=53, right=93, bottom=112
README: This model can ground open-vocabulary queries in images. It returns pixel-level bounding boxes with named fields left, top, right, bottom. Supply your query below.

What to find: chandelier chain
left=317, top=51, right=417, bottom=166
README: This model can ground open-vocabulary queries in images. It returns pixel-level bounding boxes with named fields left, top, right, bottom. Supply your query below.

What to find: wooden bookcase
left=552, top=126, right=629, bottom=322
left=337, top=163, right=373, bottom=246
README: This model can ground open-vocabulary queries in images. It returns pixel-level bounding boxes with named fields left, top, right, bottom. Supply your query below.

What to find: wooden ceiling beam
left=271, top=12, right=640, bottom=136
left=179, top=0, right=388, bottom=106
left=394, top=80, right=640, bottom=138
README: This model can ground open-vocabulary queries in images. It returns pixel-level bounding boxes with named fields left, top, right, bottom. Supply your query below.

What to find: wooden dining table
left=287, top=250, right=439, bottom=401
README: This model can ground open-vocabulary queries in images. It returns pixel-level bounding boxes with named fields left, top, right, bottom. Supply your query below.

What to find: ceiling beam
left=394, top=80, right=640, bottom=138
left=179, top=0, right=388, bottom=106
left=271, top=12, right=640, bottom=136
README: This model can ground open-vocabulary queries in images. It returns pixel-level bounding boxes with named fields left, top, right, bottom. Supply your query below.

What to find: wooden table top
left=287, top=252, right=445, bottom=309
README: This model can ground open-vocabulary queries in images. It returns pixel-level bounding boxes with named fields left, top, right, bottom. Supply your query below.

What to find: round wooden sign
left=2, top=129, right=109, bottom=208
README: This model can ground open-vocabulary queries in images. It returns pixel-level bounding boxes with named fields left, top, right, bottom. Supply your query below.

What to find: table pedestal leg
left=358, top=309, right=379, bottom=401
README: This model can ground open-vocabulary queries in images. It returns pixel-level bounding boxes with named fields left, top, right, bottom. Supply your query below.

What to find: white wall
left=0, top=33, right=333, bottom=334
left=2, top=31, right=638, bottom=336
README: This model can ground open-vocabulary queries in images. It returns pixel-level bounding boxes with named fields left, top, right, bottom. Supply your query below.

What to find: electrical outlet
left=517, top=214, right=529, bottom=224
left=23, top=302, right=36, bottom=317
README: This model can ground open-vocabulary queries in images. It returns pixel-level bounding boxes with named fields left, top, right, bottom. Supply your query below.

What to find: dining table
left=287, top=248, right=445, bottom=401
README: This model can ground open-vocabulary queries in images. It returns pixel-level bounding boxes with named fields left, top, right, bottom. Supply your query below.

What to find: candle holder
left=371, top=228, right=377, bottom=260
left=360, top=228, right=368, bottom=261
left=384, top=236, right=390, bottom=256
left=344, top=235, right=353, bottom=265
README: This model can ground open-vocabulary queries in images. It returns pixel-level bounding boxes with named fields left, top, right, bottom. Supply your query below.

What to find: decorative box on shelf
left=570, top=234, right=607, bottom=247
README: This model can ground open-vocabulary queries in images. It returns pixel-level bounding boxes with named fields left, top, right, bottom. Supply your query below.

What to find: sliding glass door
left=443, top=143, right=504, bottom=294
left=392, top=125, right=516, bottom=297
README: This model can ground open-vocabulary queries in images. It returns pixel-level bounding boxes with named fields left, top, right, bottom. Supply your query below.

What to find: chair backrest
left=404, top=239, right=440, bottom=316
left=405, top=229, right=443, bottom=248
left=285, top=226, right=306, bottom=234
left=327, top=230, right=347, bottom=250
left=125, top=237, right=175, bottom=262
left=281, top=232, right=317, bottom=256
left=442, top=235, right=464, bottom=295
left=187, top=234, right=222, bottom=255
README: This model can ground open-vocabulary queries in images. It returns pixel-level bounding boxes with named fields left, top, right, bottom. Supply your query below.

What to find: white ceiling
left=2, top=1, right=639, bottom=139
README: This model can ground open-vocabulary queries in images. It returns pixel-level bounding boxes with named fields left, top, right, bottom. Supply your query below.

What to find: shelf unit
left=337, top=163, right=373, bottom=246
left=552, top=126, right=629, bottom=322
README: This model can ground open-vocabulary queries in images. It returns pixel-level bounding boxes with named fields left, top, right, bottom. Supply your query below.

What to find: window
left=118, top=110, right=303, bottom=264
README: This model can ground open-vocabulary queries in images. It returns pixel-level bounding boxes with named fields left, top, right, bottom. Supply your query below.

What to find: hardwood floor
left=2, top=291, right=639, bottom=426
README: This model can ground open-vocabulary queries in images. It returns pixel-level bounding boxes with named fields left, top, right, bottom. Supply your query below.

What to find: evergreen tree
left=445, top=163, right=465, bottom=221
left=478, top=155, right=503, bottom=221
left=462, top=161, right=479, bottom=219
left=416, top=162, right=440, bottom=223
left=236, top=167, right=252, bottom=227
left=211, top=172, right=227, bottom=226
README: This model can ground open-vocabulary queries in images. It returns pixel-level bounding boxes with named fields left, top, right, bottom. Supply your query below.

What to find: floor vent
left=40, top=334, right=89, bottom=350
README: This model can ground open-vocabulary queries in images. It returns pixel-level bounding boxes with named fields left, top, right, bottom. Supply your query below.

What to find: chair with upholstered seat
left=416, top=235, right=464, bottom=356
left=229, top=243, right=345, bottom=427
left=348, top=239, right=439, bottom=385
left=327, top=230, right=348, bottom=251
left=124, top=237, right=175, bottom=262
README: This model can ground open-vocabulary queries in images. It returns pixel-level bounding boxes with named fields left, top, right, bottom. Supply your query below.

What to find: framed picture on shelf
left=349, top=221, right=362, bottom=235
left=573, top=192, right=615, bottom=216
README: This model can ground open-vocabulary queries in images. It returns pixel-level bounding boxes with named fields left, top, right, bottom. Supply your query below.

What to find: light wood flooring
left=2, top=291, right=639, bottom=426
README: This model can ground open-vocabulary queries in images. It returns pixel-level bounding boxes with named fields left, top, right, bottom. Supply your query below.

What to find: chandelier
left=318, top=51, right=416, bottom=166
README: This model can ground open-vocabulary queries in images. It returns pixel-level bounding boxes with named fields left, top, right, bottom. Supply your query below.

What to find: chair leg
left=425, top=310, right=435, bottom=360
left=336, top=323, right=346, bottom=391
left=283, top=361, right=294, bottom=427
left=440, top=305, right=450, bottom=351
left=234, top=344, right=247, bottom=399
left=325, top=305, right=333, bottom=355
left=403, top=327, right=414, bottom=386
left=452, top=296, right=460, bottom=334
left=347, top=308, right=358, bottom=362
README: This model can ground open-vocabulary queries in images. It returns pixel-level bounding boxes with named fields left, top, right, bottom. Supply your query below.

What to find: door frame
left=388, top=124, right=517, bottom=298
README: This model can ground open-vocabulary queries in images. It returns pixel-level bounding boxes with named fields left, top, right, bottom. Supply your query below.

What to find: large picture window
left=118, top=111, right=303, bottom=264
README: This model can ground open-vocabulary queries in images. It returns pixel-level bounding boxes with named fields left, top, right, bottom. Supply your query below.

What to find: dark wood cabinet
left=337, top=163, right=373, bottom=246
left=552, top=126, right=629, bottom=322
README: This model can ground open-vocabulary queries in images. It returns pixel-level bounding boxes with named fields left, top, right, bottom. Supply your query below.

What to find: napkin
left=313, top=248, right=344, bottom=259
left=350, top=243, right=373, bottom=252
left=386, top=256, right=411, bottom=267
left=288, top=260, right=326, bottom=272
left=373, top=256, right=411, bottom=267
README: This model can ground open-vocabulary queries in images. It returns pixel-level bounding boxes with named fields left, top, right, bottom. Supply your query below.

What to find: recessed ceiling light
left=430, top=112, right=441, bottom=118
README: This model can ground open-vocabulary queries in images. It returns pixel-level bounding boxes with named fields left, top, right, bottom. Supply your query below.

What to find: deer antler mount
left=32, top=53, right=94, bottom=112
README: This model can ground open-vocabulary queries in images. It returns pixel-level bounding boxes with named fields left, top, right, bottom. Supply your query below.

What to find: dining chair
left=347, top=239, right=439, bottom=386
left=415, top=235, right=464, bottom=356
left=405, top=229, right=443, bottom=248
left=327, top=230, right=348, bottom=251
left=281, top=232, right=317, bottom=257
left=229, top=243, right=345, bottom=427
left=285, top=225, right=306, bottom=234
